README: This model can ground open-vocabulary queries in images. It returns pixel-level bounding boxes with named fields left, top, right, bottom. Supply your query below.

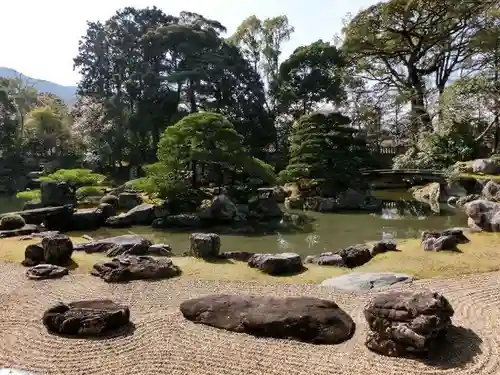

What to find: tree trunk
left=408, top=66, right=432, bottom=137
left=191, top=160, right=197, bottom=188
left=188, top=80, right=197, bottom=113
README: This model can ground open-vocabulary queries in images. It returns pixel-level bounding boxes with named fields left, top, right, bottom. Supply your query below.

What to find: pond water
left=0, top=189, right=467, bottom=256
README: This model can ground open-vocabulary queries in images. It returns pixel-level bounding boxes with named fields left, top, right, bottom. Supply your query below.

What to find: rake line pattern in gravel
left=0, top=262, right=498, bottom=375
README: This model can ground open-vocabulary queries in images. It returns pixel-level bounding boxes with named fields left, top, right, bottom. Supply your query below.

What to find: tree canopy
left=279, top=111, right=373, bottom=195
left=2, top=1, right=500, bottom=182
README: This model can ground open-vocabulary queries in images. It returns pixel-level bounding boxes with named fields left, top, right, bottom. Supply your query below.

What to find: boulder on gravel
left=26, top=264, right=69, bottom=280
left=338, top=244, right=372, bottom=268
left=189, top=233, right=221, bottom=258
left=42, top=234, right=74, bottom=265
left=248, top=252, right=303, bottom=275
left=180, top=294, right=355, bottom=344
left=364, top=291, right=454, bottom=357
left=73, top=234, right=152, bottom=257
left=22, top=233, right=73, bottom=267
left=321, top=272, right=413, bottom=292
left=42, top=300, right=131, bottom=336
left=91, top=255, right=181, bottom=282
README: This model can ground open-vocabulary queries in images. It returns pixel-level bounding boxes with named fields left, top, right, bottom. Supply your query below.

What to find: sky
left=0, top=0, right=376, bottom=87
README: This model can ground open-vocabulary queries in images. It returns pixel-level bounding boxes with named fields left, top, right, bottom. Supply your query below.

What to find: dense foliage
left=279, top=111, right=373, bottom=195
left=135, top=112, right=276, bottom=198
left=2, top=0, right=500, bottom=186
left=16, top=169, right=106, bottom=201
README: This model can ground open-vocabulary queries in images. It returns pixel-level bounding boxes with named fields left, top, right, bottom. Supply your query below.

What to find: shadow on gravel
left=424, top=326, right=482, bottom=370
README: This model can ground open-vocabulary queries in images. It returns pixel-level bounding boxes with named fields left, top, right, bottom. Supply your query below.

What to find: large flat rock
left=321, top=272, right=413, bottom=292
left=180, top=294, right=355, bottom=344
left=73, top=234, right=152, bottom=257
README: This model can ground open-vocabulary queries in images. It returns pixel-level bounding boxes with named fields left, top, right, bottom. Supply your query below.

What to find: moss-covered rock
left=0, top=213, right=26, bottom=230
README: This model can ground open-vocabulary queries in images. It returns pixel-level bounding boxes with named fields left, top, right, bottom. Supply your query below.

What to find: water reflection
left=376, top=199, right=451, bottom=220
left=0, top=190, right=468, bottom=256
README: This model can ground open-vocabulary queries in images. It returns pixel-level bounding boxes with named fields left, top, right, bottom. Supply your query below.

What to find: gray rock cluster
left=22, top=233, right=73, bottom=267
left=43, top=300, right=131, bottom=337
left=91, top=255, right=181, bottom=283
left=421, top=228, right=470, bottom=251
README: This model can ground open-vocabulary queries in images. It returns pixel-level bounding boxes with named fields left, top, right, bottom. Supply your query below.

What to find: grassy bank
left=2, top=232, right=500, bottom=283
left=457, top=172, right=500, bottom=182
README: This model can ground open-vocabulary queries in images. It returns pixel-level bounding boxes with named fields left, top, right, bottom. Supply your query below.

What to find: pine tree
left=279, top=110, right=372, bottom=196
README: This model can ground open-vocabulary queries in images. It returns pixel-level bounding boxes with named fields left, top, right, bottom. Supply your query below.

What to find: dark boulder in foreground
left=22, top=233, right=73, bottom=267
left=364, top=291, right=454, bottom=357
left=91, top=255, right=181, bottom=283
left=43, top=300, right=131, bottom=337
left=248, top=253, right=303, bottom=275
left=26, top=264, right=69, bottom=280
left=180, top=294, right=355, bottom=344
left=73, top=234, right=152, bottom=257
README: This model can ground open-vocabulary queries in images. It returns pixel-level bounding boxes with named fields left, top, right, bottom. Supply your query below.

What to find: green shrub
left=39, top=169, right=105, bottom=187
left=76, top=185, right=109, bottom=200
left=0, top=214, right=26, bottom=230
left=16, top=189, right=41, bottom=201
left=99, top=195, right=119, bottom=208
left=393, top=131, right=477, bottom=170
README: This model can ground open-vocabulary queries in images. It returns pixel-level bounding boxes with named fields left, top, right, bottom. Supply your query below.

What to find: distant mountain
left=0, top=67, right=77, bottom=106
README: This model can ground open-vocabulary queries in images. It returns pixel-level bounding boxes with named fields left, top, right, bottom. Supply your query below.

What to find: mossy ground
left=2, top=232, right=500, bottom=283
left=457, top=172, right=500, bottom=182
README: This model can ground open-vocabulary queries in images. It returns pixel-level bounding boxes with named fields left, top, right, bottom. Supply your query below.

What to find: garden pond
left=0, top=189, right=467, bottom=256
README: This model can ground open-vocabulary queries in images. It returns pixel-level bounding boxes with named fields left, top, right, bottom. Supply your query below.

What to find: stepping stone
left=43, top=300, right=131, bottom=337
left=180, top=294, right=355, bottom=344
left=321, top=272, right=413, bottom=292
left=26, top=264, right=69, bottom=280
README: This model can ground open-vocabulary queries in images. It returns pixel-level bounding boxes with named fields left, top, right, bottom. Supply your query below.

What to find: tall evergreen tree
left=279, top=111, right=372, bottom=196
